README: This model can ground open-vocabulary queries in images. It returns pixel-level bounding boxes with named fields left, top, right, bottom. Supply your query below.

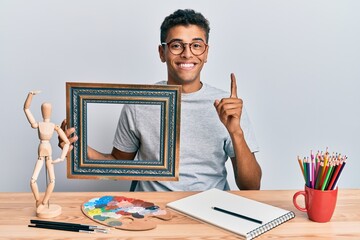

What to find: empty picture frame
left=66, top=82, right=181, bottom=181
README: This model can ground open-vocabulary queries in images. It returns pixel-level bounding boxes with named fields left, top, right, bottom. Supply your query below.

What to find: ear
left=204, top=45, right=209, bottom=63
left=158, top=45, right=166, bottom=62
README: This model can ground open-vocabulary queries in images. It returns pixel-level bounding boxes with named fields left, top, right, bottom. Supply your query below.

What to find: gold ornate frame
left=66, top=82, right=181, bottom=181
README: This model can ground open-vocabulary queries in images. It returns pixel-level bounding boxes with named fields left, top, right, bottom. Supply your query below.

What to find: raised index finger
left=230, top=73, right=238, bottom=98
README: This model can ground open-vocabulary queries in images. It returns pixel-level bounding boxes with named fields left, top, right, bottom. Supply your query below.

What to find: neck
left=168, top=80, right=202, bottom=93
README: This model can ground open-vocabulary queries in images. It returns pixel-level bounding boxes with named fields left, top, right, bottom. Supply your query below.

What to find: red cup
left=293, top=185, right=338, bottom=223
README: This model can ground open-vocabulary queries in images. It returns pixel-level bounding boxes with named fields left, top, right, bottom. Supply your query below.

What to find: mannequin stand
left=36, top=204, right=62, bottom=218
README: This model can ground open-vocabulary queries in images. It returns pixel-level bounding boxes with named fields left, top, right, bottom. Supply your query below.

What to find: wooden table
left=0, top=189, right=359, bottom=239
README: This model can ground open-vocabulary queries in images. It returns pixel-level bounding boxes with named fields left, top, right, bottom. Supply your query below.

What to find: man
left=61, top=9, right=261, bottom=191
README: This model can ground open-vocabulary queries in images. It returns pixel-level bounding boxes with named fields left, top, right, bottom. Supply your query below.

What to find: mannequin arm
left=24, top=91, right=41, bottom=128
left=52, top=125, right=70, bottom=164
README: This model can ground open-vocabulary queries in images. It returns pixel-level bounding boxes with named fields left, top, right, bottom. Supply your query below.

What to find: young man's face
left=159, top=24, right=209, bottom=88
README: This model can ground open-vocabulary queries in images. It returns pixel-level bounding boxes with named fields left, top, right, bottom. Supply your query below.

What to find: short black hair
left=160, top=9, right=210, bottom=43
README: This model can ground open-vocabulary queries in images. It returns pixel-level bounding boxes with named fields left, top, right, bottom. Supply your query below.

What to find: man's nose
left=181, top=44, right=193, bottom=58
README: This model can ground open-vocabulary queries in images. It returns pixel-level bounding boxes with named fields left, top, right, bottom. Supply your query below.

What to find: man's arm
left=58, top=119, right=137, bottom=160
left=214, top=73, right=262, bottom=190
left=87, top=146, right=136, bottom=160
left=230, top=133, right=261, bottom=190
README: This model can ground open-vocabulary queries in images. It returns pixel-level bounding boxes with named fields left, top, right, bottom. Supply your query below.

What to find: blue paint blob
left=132, top=212, right=145, bottom=218
left=146, top=205, right=159, bottom=210
left=93, top=215, right=109, bottom=221
left=108, top=221, right=123, bottom=226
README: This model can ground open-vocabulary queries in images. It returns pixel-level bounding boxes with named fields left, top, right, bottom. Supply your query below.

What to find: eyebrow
left=168, top=37, right=205, bottom=43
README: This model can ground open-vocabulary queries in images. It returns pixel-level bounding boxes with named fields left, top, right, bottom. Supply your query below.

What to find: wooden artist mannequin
left=24, top=91, right=70, bottom=218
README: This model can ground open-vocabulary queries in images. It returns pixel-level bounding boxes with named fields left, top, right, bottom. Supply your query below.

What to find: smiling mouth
left=178, top=63, right=195, bottom=69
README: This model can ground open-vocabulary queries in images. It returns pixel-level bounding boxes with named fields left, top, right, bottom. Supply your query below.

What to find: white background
left=1, top=0, right=359, bottom=192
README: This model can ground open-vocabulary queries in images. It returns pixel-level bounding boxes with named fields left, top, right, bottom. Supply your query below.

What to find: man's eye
left=192, top=43, right=203, bottom=49
left=170, top=43, right=182, bottom=49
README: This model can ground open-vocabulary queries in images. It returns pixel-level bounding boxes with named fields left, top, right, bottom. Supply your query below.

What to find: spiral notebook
left=167, top=188, right=295, bottom=240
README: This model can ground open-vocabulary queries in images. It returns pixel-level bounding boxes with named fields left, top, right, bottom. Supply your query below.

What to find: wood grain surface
left=0, top=189, right=359, bottom=239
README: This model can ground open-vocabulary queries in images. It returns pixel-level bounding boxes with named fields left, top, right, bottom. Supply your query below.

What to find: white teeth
left=179, top=63, right=194, bottom=68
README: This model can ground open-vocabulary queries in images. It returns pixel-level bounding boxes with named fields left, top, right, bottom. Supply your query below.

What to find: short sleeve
left=113, top=104, right=139, bottom=152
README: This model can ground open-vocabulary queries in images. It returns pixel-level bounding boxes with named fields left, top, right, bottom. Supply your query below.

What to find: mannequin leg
left=36, top=156, right=61, bottom=218
left=30, top=157, right=44, bottom=207
left=42, top=157, right=55, bottom=205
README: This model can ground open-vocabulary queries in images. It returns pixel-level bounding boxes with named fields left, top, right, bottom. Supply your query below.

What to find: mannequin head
left=41, top=102, right=52, bottom=121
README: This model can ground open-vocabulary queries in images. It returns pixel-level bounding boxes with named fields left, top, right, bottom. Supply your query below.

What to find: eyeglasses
left=161, top=41, right=208, bottom=56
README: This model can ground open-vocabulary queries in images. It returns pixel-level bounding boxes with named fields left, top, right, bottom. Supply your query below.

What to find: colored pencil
left=306, top=158, right=311, bottom=188
left=315, top=162, right=324, bottom=190
left=298, top=150, right=347, bottom=191
left=327, top=161, right=342, bottom=190
left=322, top=150, right=329, bottom=178
left=331, top=161, right=346, bottom=190
left=321, top=162, right=334, bottom=190
left=303, top=157, right=308, bottom=187
left=297, top=156, right=305, bottom=181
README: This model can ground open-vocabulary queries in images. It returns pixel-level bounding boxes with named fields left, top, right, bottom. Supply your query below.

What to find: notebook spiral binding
left=246, top=211, right=295, bottom=240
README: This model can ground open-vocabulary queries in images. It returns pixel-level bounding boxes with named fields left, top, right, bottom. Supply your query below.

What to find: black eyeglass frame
left=161, top=41, right=208, bottom=56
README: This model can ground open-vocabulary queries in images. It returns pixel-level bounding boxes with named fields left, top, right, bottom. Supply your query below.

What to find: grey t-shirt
left=113, top=81, right=259, bottom=191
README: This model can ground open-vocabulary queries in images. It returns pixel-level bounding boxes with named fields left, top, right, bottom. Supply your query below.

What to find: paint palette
left=81, top=195, right=172, bottom=231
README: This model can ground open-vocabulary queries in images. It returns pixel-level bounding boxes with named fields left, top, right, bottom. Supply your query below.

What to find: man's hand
left=214, top=73, right=243, bottom=134
left=58, top=119, right=78, bottom=152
